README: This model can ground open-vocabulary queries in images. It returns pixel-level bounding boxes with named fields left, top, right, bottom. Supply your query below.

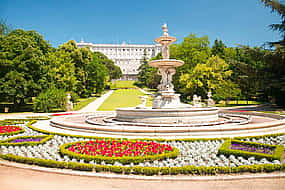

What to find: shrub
left=33, top=88, right=67, bottom=112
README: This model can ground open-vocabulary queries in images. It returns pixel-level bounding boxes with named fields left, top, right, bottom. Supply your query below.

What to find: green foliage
left=92, top=52, right=122, bottom=80
left=179, top=55, right=240, bottom=100
left=86, top=53, right=108, bottom=94
left=111, top=80, right=137, bottom=89
left=45, top=49, right=77, bottom=92
left=33, top=88, right=67, bottom=112
left=260, top=0, right=285, bottom=46
left=0, top=29, right=52, bottom=104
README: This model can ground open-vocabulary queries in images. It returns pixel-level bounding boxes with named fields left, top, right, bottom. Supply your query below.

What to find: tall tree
left=92, top=52, right=122, bottom=80
left=0, top=29, right=52, bottom=104
left=260, top=0, right=285, bottom=46
left=211, top=39, right=226, bottom=59
left=59, top=40, right=92, bottom=96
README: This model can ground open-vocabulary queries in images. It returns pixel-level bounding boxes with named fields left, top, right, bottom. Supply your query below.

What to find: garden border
left=0, top=120, right=285, bottom=177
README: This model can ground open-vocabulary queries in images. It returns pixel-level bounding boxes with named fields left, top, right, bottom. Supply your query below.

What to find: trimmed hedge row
left=25, top=116, right=50, bottom=120
left=0, top=154, right=93, bottom=171
left=218, top=139, right=284, bottom=161
left=59, top=141, right=179, bottom=165
left=0, top=154, right=284, bottom=175
left=0, top=135, right=54, bottom=146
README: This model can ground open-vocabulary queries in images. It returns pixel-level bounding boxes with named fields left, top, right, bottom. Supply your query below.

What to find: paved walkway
left=1, top=164, right=284, bottom=190
left=78, top=90, right=114, bottom=112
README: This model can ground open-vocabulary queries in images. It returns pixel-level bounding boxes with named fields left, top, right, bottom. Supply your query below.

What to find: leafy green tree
left=92, top=52, right=122, bottom=80
left=86, top=53, right=109, bottom=94
left=33, top=88, right=66, bottom=112
left=58, top=40, right=92, bottom=96
left=171, top=34, right=212, bottom=92
left=179, top=56, right=240, bottom=101
left=260, top=0, right=285, bottom=46
left=0, top=29, right=52, bottom=105
left=211, top=39, right=226, bottom=59
left=45, top=49, right=77, bottom=92
left=0, top=19, right=12, bottom=36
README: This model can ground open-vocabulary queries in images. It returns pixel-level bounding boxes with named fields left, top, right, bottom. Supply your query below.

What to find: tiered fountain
left=51, top=24, right=278, bottom=138
left=115, top=24, right=219, bottom=124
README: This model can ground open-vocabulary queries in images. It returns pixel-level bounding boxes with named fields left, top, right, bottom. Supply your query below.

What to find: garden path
left=0, top=165, right=284, bottom=190
left=79, top=90, right=114, bottom=112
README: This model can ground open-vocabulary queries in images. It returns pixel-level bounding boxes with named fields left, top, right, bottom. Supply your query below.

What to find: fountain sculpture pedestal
left=115, top=24, right=219, bottom=125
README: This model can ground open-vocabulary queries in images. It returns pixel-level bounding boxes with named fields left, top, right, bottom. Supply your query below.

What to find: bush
left=33, top=88, right=67, bottom=112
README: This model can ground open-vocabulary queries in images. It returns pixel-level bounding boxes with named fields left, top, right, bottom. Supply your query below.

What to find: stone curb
left=1, top=159, right=285, bottom=181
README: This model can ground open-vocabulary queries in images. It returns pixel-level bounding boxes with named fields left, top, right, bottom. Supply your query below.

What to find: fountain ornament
left=115, top=24, right=219, bottom=124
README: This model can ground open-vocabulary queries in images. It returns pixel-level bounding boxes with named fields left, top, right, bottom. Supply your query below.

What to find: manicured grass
left=111, top=80, right=137, bottom=89
left=98, top=89, right=152, bottom=111
left=73, top=97, right=97, bottom=111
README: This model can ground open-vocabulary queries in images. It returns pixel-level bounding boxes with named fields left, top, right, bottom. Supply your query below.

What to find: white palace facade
left=77, top=41, right=161, bottom=80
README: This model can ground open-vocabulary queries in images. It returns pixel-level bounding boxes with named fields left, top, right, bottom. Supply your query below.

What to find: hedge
left=0, top=154, right=284, bottom=176
left=218, top=139, right=284, bottom=161
left=1, top=119, right=285, bottom=176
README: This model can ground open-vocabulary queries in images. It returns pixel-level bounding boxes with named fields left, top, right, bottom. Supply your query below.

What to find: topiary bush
left=33, top=88, right=67, bottom=112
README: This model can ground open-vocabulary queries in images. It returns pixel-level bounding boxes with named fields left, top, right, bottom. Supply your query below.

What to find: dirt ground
left=1, top=165, right=285, bottom=190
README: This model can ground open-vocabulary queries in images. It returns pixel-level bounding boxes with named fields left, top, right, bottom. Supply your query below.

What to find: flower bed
left=60, top=140, right=179, bottom=164
left=0, top=135, right=54, bottom=146
left=218, top=139, right=284, bottom=161
left=0, top=125, right=24, bottom=136
left=0, top=120, right=285, bottom=176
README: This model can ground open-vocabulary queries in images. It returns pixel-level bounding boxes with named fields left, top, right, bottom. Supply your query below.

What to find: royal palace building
left=77, top=41, right=161, bottom=80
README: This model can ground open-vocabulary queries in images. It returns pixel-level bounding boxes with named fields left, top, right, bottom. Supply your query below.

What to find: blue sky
left=0, top=0, right=281, bottom=47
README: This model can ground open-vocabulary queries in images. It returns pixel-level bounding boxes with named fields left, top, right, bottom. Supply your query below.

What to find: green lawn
left=97, top=89, right=152, bottom=111
left=73, top=97, right=97, bottom=111
left=110, top=80, right=137, bottom=89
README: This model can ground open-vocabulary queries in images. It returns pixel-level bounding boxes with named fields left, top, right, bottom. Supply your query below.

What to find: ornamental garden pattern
left=0, top=119, right=284, bottom=175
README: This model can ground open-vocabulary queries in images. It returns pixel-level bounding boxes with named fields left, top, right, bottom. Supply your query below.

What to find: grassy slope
left=97, top=89, right=152, bottom=111
left=110, top=80, right=136, bottom=89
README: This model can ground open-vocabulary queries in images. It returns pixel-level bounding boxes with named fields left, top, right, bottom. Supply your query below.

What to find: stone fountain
left=115, top=24, right=219, bottom=124
left=49, top=25, right=282, bottom=138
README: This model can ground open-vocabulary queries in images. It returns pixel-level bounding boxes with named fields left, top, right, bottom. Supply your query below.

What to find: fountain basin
left=115, top=107, right=219, bottom=124
left=148, top=59, right=184, bottom=68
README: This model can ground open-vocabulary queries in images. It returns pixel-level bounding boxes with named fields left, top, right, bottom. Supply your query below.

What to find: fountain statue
left=115, top=24, right=219, bottom=124
left=149, top=23, right=187, bottom=109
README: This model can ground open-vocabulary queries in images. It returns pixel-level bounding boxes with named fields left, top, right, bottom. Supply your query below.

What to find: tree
left=0, top=19, right=12, bottom=36
left=59, top=40, right=92, bottom=96
left=170, top=34, right=212, bottom=93
left=0, top=29, right=52, bottom=105
left=86, top=53, right=108, bottom=94
left=260, top=0, right=285, bottom=46
left=137, top=52, right=160, bottom=89
left=92, top=52, right=122, bottom=80
left=45, top=49, right=77, bottom=92
left=211, top=39, right=226, bottom=59
left=179, top=56, right=240, bottom=101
